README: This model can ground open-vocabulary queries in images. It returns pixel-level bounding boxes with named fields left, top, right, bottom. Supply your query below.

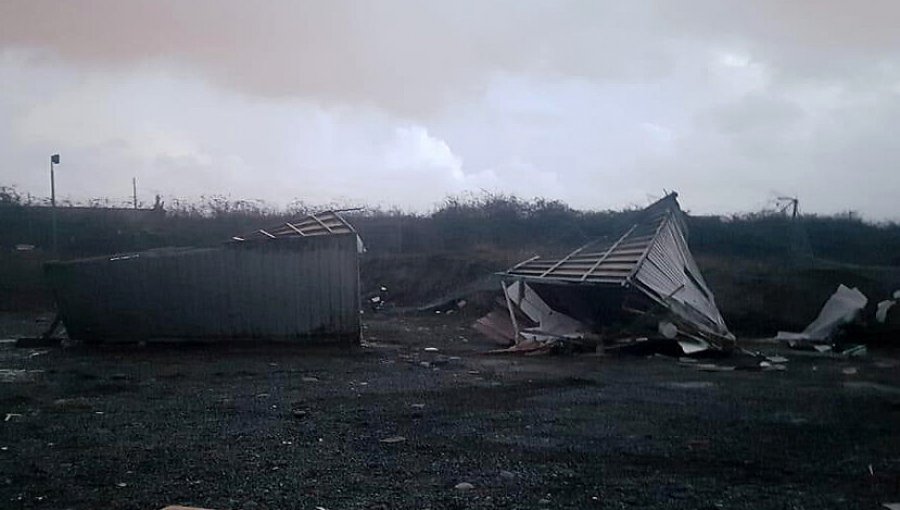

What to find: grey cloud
left=1, top=1, right=899, bottom=218
left=0, top=1, right=675, bottom=116
left=703, top=94, right=805, bottom=135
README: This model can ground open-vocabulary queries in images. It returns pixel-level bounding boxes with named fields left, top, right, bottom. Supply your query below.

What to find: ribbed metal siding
left=46, top=234, right=360, bottom=343
left=633, top=219, right=729, bottom=336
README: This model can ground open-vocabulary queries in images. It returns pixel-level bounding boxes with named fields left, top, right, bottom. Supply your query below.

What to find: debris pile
left=476, top=193, right=735, bottom=355
left=776, top=284, right=898, bottom=353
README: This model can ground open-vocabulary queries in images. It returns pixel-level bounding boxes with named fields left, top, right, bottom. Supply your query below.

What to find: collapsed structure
left=45, top=211, right=362, bottom=344
left=477, top=193, right=734, bottom=354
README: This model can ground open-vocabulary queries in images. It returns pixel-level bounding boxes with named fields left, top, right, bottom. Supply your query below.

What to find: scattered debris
left=661, top=381, right=715, bottom=389
left=875, top=290, right=900, bottom=325
left=759, top=362, right=787, bottom=372
left=776, top=284, right=867, bottom=346
left=658, top=321, right=678, bottom=339
left=368, top=285, right=390, bottom=312
left=482, top=193, right=734, bottom=356
left=0, top=369, right=39, bottom=383
left=841, top=345, right=867, bottom=357
left=695, top=364, right=736, bottom=372
left=876, top=300, right=895, bottom=324
left=474, top=310, right=519, bottom=346
left=765, top=355, right=789, bottom=363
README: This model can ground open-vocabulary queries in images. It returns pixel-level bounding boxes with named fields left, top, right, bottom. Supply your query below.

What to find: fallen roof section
left=500, top=193, right=733, bottom=352
left=231, top=210, right=356, bottom=242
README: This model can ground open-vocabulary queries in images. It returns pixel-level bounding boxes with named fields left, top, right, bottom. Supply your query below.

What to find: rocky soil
left=0, top=313, right=898, bottom=509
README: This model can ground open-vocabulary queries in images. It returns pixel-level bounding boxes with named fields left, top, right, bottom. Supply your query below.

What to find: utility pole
left=132, top=177, right=138, bottom=209
left=50, top=154, right=60, bottom=257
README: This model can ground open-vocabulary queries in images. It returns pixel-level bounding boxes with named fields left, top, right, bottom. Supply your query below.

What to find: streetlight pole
left=50, top=154, right=59, bottom=257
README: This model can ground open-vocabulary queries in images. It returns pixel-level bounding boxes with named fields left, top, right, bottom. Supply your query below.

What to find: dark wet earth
left=0, top=313, right=898, bottom=509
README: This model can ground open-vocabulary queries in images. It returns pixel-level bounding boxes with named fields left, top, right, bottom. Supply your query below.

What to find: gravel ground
left=0, top=313, right=898, bottom=509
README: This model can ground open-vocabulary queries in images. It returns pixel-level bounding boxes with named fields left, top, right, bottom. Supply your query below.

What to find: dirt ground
left=0, top=312, right=898, bottom=510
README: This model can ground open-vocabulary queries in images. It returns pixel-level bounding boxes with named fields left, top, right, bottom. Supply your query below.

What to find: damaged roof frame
left=499, top=193, right=734, bottom=351
left=231, top=210, right=358, bottom=242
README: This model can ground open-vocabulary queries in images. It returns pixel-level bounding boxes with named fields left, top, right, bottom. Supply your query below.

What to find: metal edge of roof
left=503, top=193, right=680, bottom=283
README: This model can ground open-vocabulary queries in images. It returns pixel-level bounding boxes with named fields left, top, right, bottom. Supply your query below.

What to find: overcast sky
left=1, top=1, right=898, bottom=218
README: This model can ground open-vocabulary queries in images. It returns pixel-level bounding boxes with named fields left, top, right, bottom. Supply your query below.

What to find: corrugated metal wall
left=45, top=234, right=360, bottom=343
left=633, top=218, right=730, bottom=337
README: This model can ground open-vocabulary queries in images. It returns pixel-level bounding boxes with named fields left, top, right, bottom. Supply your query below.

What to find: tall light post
left=50, top=154, right=60, bottom=256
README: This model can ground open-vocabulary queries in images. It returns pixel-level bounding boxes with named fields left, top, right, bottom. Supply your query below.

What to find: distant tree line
left=1, top=185, right=898, bottom=266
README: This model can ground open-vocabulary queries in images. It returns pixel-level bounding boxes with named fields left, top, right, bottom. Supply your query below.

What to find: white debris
left=658, top=321, right=678, bottom=339
left=695, top=363, right=736, bottom=372
left=876, top=299, right=895, bottom=324
left=776, top=285, right=868, bottom=343
left=661, top=381, right=715, bottom=389
left=678, top=338, right=710, bottom=354
left=759, top=361, right=787, bottom=371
